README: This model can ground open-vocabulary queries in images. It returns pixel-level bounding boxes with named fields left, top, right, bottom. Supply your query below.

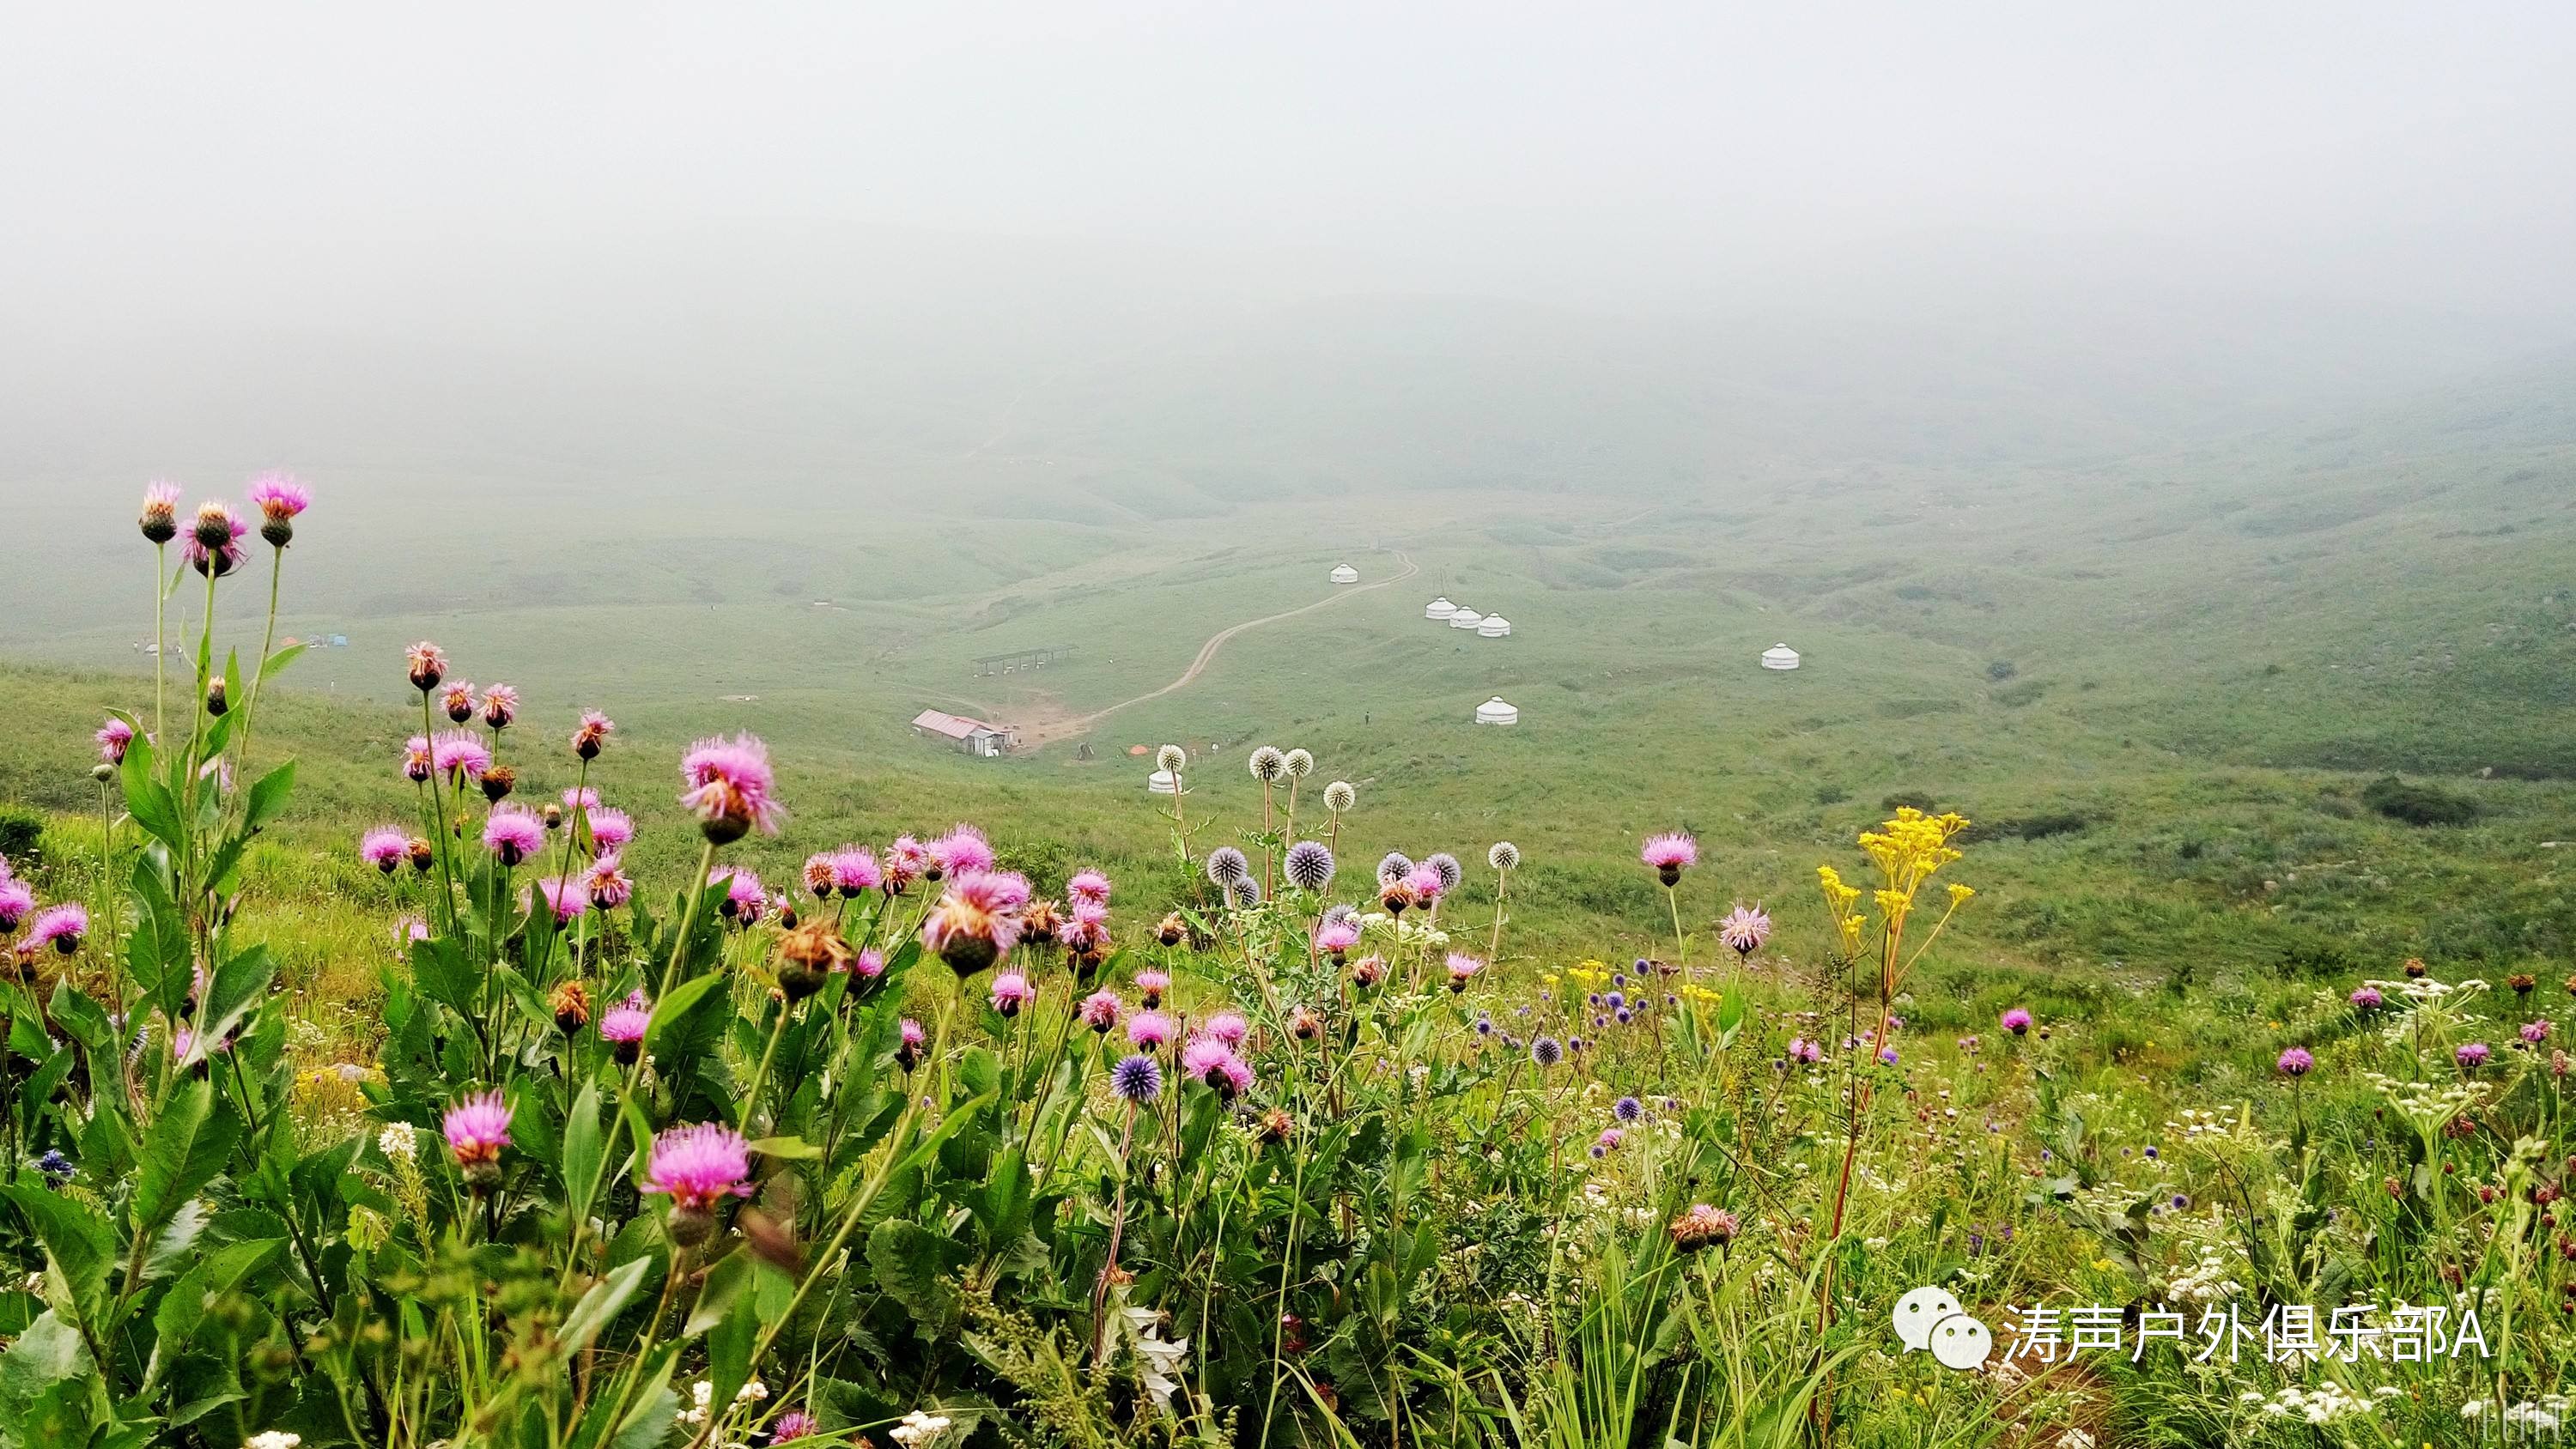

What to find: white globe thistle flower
left=1156, top=744, right=1188, bottom=773
left=1248, top=745, right=1286, bottom=782
left=1489, top=841, right=1521, bottom=870
left=1282, top=747, right=1315, bottom=779
left=1323, top=780, right=1356, bottom=812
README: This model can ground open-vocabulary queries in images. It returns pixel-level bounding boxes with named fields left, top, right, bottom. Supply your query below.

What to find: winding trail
left=1017, top=549, right=1419, bottom=747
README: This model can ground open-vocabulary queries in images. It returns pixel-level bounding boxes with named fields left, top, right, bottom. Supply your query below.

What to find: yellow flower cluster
left=1818, top=808, right=1976, bottom=979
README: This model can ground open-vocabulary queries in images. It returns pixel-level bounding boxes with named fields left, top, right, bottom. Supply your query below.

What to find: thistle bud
left=550, top=979, right=592, bottom=1035
left=542, top=803, right=563, bottom=830
left=479, top=764, right=516, bottom=803
left=776, top=921, right=852, bottom=1003
left=204, top=679, right=228, bottom=717
left=1157, top=912, right=1187, bottom=947
left=139, top=486, right=179, bottom=544
left=667, top=1203, right=716, bottom=1249
left=91, top=762, right=116, bottom=784
left=408, top=838, right=434, bottom=873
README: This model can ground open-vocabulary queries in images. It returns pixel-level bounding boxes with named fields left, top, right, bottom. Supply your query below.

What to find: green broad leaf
left=562, top=1082, right=605, bottom=1210
left=645, top=971, right=725, bottom=1056
left=257, top=640, right=305, bottom=684
left=119, top=737, right=185, bottom=853
left=125, top=856, right=191, bottom=1015
left=409, top=935, right=478, bottom=1019
left=708, top=1281, right=757, bottom=1420
left=240, top=761, right=295, bottom=834
left=1, top=1185, right=114, bottom=1309
left=607, top=1346, right=680, bottom=1449
left=131, top=1076, right=240, bottom=1240
left=747, top=1135, right=821, bottom=1161
left=683, top=1249, right=754, bottom=1337
left=868, top=1220, right=965, bottom=1338
left=974, top=1146, right=1034, bottom=1243
left=559, top=1255, right=652, bottom=1358
left=185, top=947, right=276, bottom=1065
left=0, top=1310, right=97, bottom=1426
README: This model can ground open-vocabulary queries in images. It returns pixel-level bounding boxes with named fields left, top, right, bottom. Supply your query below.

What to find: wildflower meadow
left=0, top=484, right=2570, bottom=1449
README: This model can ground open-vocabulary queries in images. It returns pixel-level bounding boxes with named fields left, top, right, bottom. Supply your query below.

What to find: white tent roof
left=1474, top=696, right=1520, bottom=724
left=1761, top=642, right=1801, bottom=669
left=1448, top=607, right=1484, bottom=627
left=1330, top=563, right=1358, bottom=583
left=1425, top=596, right=1458, bottom=619
left=1477, top=615, right=1511, bottom=636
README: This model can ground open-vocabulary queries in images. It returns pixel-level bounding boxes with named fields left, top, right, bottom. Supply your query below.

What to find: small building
left=1477, top=615, right=1512, bottom=638
left=1330, top=563, right=1358, bottom=585
left=1425, top=596, right=1458, bottom=620
left=1448, top=607, right=1484, bottom=630
left=1147, top=768, right=1179, bottom=795
left=1761, top=643, right=1801, bottom=671
left=911, top=708, right=1017, bottom=758
left=1474, top=696, right=1520, bottom=726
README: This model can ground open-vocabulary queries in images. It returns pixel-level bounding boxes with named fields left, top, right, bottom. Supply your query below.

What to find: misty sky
left=4, top=3, right=2574, bottom=488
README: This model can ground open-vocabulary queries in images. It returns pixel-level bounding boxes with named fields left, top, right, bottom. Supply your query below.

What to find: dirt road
left=1014, top=549, right=1419, bottom=748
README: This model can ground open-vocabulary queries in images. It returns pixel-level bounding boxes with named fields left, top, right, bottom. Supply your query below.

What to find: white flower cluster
left=377, top=1121, right=417, bottom=1161
left=889, top=1410, right=953, bottom=1446
left=2462, top=1395, right=2570, bottom=1433
left=2164, top=1246, right=2243, bottom=1306
left=2244, top=1380, right=2381, bottom=1424
left=2358, top=1071, right=2483, bottom=1130
left=246, top=1434, right=302, bottom=1449
left=675, top=1379, right=768, bottom=1427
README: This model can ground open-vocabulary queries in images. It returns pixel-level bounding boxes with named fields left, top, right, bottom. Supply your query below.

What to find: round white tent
left=1448, top=607, right=1484, bottom=629
left=1425, top=596, right=1458, bottom=620
left=1477, top=615, right=1512, bottom=638
left=1330, top=563, right=1358, bottom=585
left=1147, top=769, right=1179, bottom=795
left=1474, top=696, right=1520, bottom=725
left=1761, top=643, right=1801, bottom=670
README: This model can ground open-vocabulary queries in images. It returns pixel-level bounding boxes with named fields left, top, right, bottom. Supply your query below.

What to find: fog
left=5, top=3, right=2574, bottom=483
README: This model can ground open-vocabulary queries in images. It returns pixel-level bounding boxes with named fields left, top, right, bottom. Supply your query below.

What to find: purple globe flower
left=2275, top=1046, right=2313, bottom=1077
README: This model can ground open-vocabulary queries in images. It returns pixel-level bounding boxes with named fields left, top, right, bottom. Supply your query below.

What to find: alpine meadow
left=6, top=7, right=2576, bottom=1449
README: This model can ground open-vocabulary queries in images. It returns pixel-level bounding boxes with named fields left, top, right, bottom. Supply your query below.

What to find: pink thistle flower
left=989, top=971, right=1036, bottom=1016
left=1134, top=969, right=1170, bottom=1007
left=1128, top=1010, right=1175, bottom=1050
left=440, top=681, right=479, bottom=723
left=920, top=869, right=1030, bottom=976
left=482, top=806, right=544, bottom=867
left=849, top=947, right=884, bottom=979
left=831, top=847, right=883, bottom=897
left=2350, top=985, right=2384, bottom=1010
left=245, top=470, right=310, bottom=523
left=678, top=733, right=787, bottom=842
left=1067, top=869, right=1112, bottom=906
left=181, top=500, right=248, bottom=577
left=2457, top=1041, right=2491, bottom=1070
left=599, top=997, right=650, bottom=1061
left=884, top=835, right=929, bottom=891
left=2275, top=1046, right=2313, bottom=1076
left=2001, top=1008, right=2032, bottom=1035
left=1182, top=1037, right=1254, bottom=1098
left=96, top=717, right=135, bottom=765
left=1445, top=953, right=1485, bottom=991
left=401, top=735, right=434, bottom=783
left=1787, top=1037, right=1822, bottom=1064
left=394, top=915, right=428, bottom=949
left=405, top=640, right=447, bottom=692
left=1056, top=901, right=1111, bottom=956
left=587, top=856, right=635, bottom=909
left=571, top=709, right=614, bottom=760
left=1204, top=1011, right=1251, bottom=1048
left=586, top=807, right=635, bottom=851
left=1642, top=832, right=1697, bottom=883
left=562, top=786, right=600, bottom=811
left=1402, top=865, right=1446, bottom=907
left=802, top=852, right=840, bottom=899
left=1716, top=904, right=1771, bottom=956
left=2520, top=1019, right=2552, bottom=1046
left=714, top=869, right=767, bottom=923
left=478, top=684, right=519, bottom=731
left=534, top=875, right=589, bottom=924
left=138, top=481, right=182, bottom=543
left=361, top=826, right=409, bottom=872
left=442, top=1089, right=513, bottom=1168
left=896, top=1017, right=928, bottom=1070
left=0, top=880, right=34, bottom=932
left=929, top=825, right=993, bottom=878
left=1079, top=990, right=1123, bottom=1032
left=1314, top=919, right=1360, bottom=959
left=771, top=1412, right=819, bottom=1442
left=641, top=1122, right=756, bottom=1210
left=432, top=730, right=492, bottom=783
left=29, top=903, right=87, bottom=955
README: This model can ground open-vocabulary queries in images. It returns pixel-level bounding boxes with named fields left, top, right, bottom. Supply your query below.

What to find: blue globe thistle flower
left=1111, top=1053, right=1164, bottom=1104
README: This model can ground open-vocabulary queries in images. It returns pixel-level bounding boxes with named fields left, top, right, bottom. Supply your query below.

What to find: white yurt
left=1330, top=563, right=1358, bottom=585
left=1147, top=769, right=1179, bottom=795
left=1425, top=596, right=1458, bottom=620
left=1448, top=607, right=1484, bottom=630
left=1477, top=614, right=1512, bottom=638
left=1474, top=696, right=1520, bottom=726
left=1761, top=642, right=1801, bottom=671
